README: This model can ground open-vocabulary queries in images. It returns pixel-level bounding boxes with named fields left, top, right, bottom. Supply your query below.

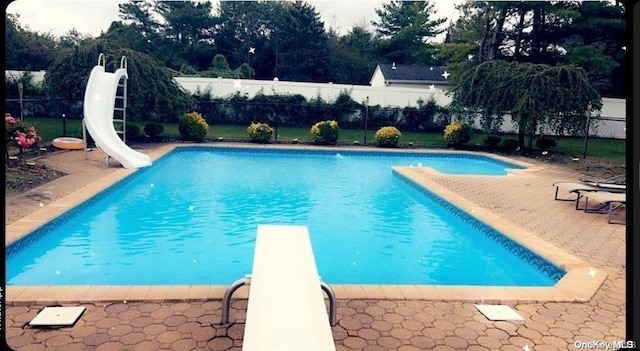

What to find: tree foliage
left=6, top=0, right=626, bottom=99
left=372, top=0, right=446, bottom=65
left=276, top=2, right=330, bottom=82
left=44, top=39, right=191, bottom=122
left=5, top=14, right=57, bottom=70
left=440, top=0, right=625, bottom=96
left=452, top=60, right=601, bottom=148
left=326, top=26, right=378, bottom=84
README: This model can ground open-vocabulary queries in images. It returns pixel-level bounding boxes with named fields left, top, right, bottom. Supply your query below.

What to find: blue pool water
left=6, top=147, right=564, bottom=286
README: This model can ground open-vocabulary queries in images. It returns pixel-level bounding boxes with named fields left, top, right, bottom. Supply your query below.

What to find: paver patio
left=5, top=144, right=626, bottom=350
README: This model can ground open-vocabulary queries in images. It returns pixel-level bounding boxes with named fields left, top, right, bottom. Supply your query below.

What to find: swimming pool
left=6, top=146, right=564, bottom=286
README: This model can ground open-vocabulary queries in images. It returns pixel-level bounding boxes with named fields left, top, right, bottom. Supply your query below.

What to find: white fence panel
left=5, top=71, right=625, bottom=139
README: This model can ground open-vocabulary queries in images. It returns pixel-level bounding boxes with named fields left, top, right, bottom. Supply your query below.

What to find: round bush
left=310, top=120, right=339, bottom=145
left=178, top=112, right=208, bottom=141
left=144, top=122, right=164, bottom=138
left=247, top=122, right=274, bottom=143
left=535, top=137, right=557, bottom=150
left=499, top=138, right=519, bottom=151
left=125, top=124, right=141, bottom=142
left=483, top=135, right=501, bottom=148
left=443, top=122, right=471, bottom=146
left=374, top=126, right=401, bottom=147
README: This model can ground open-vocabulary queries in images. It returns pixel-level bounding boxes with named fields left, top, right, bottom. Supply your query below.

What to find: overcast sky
left=7, top=0, right=462, bottom=39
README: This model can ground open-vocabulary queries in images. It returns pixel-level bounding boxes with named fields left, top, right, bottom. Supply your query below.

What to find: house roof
left=377, top=63, right=449, bottom=83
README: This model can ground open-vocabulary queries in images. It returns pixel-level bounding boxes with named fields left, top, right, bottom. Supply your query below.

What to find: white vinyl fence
left=6, top=71, right=626, bottom=139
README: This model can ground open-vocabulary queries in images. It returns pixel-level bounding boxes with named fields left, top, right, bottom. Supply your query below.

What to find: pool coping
left=5, top=143, right=606, bottom=304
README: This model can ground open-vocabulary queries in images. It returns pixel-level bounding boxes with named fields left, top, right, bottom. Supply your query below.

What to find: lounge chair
left=579, top=174, right=626, bottom=186
left=553, top=181, right=625, bottom=201
left=576, top=190, right=626, bottom=224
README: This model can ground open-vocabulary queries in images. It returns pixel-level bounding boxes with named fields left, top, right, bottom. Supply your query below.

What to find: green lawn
left=22, top=118, right=626, bottom=163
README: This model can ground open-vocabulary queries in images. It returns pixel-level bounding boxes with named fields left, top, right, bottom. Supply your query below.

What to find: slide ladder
left=114, top=56, right=127, bottom=143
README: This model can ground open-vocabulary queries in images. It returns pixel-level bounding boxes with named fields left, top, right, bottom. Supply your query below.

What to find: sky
left=6, top=0, right=462, bottom=39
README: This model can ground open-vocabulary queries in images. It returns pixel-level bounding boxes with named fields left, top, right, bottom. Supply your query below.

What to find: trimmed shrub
left=310, top=120, right=339, bottom=145
left=125, top=124, right=141, bottom=142
left=144, top=122, right=164, bottom=139
left=178, top=112, right=208, bottom=141
left=499, top=138, right=519, bottom=151
left=374, top=126, right=401, bottom=147
left=443, top=122, right=472, bottom=146
left=535, top=137, right=557, bottom=150
left=247, top=122, right=274, bottom=143
left=483, top=135, right=501, bottom=148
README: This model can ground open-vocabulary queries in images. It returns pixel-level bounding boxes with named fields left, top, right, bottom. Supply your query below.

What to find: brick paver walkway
left=5, top=145, right=627, bottom=350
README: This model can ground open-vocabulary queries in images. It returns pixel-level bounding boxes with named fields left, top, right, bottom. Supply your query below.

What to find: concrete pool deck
left=5, top=143, right=627, bottom=350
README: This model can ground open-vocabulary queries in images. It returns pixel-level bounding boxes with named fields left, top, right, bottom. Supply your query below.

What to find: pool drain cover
left=475, top=304, right=524, bottom=321
left=29, top=306, right=86, bottom=327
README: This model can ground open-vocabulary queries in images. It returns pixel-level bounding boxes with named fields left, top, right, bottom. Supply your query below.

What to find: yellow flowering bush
left=374, top=126, right=401, bottom=147
left=443, top=121, right=471, bottom=146
left=310, top=120, right=339, bottom=145
left=247, top=122, right=274, bottom=143
left=179, top=111, right=208, bottom=141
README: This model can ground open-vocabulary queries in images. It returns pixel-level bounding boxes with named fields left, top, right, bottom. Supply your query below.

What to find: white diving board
left=241, top=225, right=336, bottom=351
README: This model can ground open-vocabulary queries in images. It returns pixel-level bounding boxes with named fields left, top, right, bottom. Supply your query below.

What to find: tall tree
left=442, top=1, right=624, bottom=97
left=214, top=1, right=286, bottom=78
left=58, top=28, right=89, bottom=50
left=326, top=25, right=378, bottom=84
left=563, top=1, right=626, bottom=97
left=154, top=0, right=218, bottom=70
left=116, top=0, right=162, bottom=52
left=276, top=1, right=330, bottom=82
left=371, top=0, right=446, bottom=65
left=5, top=14, right=56, bottom=70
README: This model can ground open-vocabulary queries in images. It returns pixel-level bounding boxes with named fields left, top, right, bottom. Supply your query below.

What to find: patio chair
left=553, top=181, right=625, bottom=201
left=576, top=190, right=626, bottom=224
left=579, top=174, right=626, bottom=186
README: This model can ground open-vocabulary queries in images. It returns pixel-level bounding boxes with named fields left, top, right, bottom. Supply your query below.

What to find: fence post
left=582, top=101, right=592, bottom=159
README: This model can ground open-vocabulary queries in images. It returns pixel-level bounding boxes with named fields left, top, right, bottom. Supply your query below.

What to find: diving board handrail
left=220, top=274, right=337, bottom=326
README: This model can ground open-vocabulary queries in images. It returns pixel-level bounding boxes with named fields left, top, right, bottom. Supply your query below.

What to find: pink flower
left=15, top=131, right=38, bottom=148
left=5, top=116, right=16, bottom=124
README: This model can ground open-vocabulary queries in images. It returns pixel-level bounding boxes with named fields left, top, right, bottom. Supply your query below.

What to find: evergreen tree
left=116, top=0, right=162, bottom=53
left=276, top=1, right=330, bottom=82
left=214, top=1, right=286, bottom=79
left=5, top=14, right=57, bottom=70
left=372, top=0, right=446, bottom=65
left=563, top=1, right=626, bottom=97
left=327, top=26, right=378, bottom=84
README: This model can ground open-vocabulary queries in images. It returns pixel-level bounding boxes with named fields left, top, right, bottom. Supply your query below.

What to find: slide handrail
left=97, top=53, right=105, bottom=67
left=120, top=56, right=127, bottom=70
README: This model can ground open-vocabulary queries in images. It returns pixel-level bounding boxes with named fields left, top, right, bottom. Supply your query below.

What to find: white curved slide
left=83, top=65, right=152, bottom=169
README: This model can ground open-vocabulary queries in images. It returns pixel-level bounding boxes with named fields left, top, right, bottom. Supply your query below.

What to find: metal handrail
left=220, top=275, right=338, bottom=327
left=120, top=56, right=127, bottom=70
left=97, top=53, right=105, bottom=67
left=320, top=281, right=337, bottom=326
left=220, top=275, right=251, bottom=325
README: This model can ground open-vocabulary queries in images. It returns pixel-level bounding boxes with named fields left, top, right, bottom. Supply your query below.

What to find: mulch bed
left=5, top=146, right=68, bottom=196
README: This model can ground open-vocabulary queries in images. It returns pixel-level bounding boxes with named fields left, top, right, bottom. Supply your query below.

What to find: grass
left=23, top=117, right=626, bottom=163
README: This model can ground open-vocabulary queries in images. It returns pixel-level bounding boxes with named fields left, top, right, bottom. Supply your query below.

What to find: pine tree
left=371, top=0, right=446, bottom=65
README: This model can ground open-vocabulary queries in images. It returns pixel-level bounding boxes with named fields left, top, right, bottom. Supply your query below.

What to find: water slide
left=83, top=57, right=152, bottom=169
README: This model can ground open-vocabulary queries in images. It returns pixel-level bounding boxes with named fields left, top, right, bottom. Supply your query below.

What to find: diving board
left=236, top=225, right=336, bottom=351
